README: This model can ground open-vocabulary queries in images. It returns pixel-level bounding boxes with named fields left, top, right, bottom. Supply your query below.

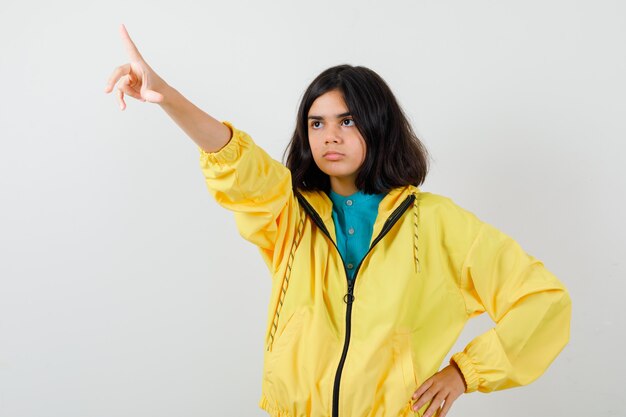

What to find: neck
left=330, top=176, right=358, bottom=197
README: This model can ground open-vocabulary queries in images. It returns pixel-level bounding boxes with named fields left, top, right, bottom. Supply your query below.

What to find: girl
left=104, top=24, right=571, bottom=417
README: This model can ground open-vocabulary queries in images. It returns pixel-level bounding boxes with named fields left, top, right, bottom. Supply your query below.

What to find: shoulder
left=417, top=191, right=483, bottom=230
left=418, top=191, right=475, bottom=214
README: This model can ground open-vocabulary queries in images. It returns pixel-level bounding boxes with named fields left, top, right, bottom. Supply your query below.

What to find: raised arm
left=104, top=25, right=299, bottom=274
left=103, top=24, right=231, bottom=153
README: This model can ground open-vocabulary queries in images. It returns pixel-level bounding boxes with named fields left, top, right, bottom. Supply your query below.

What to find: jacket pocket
left=393, top=332, right=423, bottom=417
left=266, top=309, right=306, bottom=368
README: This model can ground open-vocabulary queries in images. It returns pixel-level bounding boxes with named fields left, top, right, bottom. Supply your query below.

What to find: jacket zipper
left=296, top=191, right=416, bottom=417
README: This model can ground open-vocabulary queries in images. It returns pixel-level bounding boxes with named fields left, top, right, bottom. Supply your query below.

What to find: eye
left=342, top=118, right=355, bottom=127
left=311, top=120, right=322, bottom=129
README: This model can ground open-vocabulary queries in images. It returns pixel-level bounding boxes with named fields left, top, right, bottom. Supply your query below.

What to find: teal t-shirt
left=328, top=189, right=386, bottom=280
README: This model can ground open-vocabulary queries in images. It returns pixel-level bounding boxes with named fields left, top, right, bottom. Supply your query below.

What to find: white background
left=1, top=0, right=624, bottom=416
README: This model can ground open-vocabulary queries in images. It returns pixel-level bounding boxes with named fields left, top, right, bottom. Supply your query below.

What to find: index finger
left=119, top=23, right=144, bottom=62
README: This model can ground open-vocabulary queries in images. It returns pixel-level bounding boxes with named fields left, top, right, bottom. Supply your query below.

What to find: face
left=307, top=89, right=367, bottom=194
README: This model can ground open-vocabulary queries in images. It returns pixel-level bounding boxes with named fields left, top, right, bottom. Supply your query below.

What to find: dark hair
left=282, top=64, right=430, bottom=195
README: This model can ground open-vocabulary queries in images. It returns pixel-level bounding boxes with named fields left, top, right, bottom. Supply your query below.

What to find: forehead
left=308, top=90, right=349, bottom=116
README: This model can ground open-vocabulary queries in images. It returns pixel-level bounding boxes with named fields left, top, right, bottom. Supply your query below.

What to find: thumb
left=142, top=89, right=164, bottom=103
left=140, top=71, right=164, bottom=103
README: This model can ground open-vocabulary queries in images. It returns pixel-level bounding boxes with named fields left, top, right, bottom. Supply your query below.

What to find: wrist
left=449, top=360, right=467, bottom=392
left=157, top=84, right=177, bottom=107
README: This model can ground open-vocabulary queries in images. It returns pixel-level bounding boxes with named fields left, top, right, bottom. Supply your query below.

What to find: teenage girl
left=104, top=24, right=572, bottom=417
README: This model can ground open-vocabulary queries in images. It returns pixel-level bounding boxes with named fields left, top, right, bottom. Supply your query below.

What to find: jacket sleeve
left=449, top=215, right=572, bottom=393
left=198, top=121, right=297, bottom=273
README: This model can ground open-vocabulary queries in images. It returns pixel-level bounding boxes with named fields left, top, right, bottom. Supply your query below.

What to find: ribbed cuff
left=450, top=351, right=480, bottom=393
left=198, top=121, right=248, bottom=165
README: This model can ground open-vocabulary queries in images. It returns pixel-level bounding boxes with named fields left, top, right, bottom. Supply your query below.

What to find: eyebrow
left=307, top=112, right=352, bottom=120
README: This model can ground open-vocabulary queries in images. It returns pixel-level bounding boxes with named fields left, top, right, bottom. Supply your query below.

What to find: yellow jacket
left=199, top=122, right=572, bottom=417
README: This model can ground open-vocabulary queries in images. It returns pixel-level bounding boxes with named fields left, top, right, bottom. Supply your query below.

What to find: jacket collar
left=295, top=185, right=423, bottom=273
left=297, top=185, right=419, bottom=221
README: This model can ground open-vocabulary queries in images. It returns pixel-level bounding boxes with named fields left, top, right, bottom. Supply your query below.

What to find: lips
left=323, top=152, right=344, bottom=161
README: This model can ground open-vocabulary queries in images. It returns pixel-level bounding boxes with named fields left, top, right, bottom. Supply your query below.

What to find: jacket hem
left=259, top=394, right=295, bottom=417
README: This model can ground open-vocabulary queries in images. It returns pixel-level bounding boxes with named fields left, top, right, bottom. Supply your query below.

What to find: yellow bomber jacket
left=198, top=122, right=572, bottom=417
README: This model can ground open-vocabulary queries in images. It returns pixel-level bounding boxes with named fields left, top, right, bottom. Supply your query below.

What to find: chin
left=316, top=160, right=357, bottom=177
left=318, top=164, right=343, bottom=174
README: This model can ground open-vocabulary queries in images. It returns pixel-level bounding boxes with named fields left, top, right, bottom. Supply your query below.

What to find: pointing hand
left=104, top=24, right=168, bottom=110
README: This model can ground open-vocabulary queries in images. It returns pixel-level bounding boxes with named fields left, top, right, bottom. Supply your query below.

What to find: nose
left=325, top=125, right=342, bottom=144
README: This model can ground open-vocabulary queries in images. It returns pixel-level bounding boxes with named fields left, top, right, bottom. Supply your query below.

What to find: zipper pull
left=343, top=280, right=355, bottom=304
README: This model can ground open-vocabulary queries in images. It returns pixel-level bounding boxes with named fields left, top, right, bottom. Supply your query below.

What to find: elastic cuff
left=450, top=351, right=480, bottom=393
left=198, top=121, right=249, bottom=165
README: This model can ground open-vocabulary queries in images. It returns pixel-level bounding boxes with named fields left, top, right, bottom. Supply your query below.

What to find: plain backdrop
left=1, top=0, right=624, bottom=416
